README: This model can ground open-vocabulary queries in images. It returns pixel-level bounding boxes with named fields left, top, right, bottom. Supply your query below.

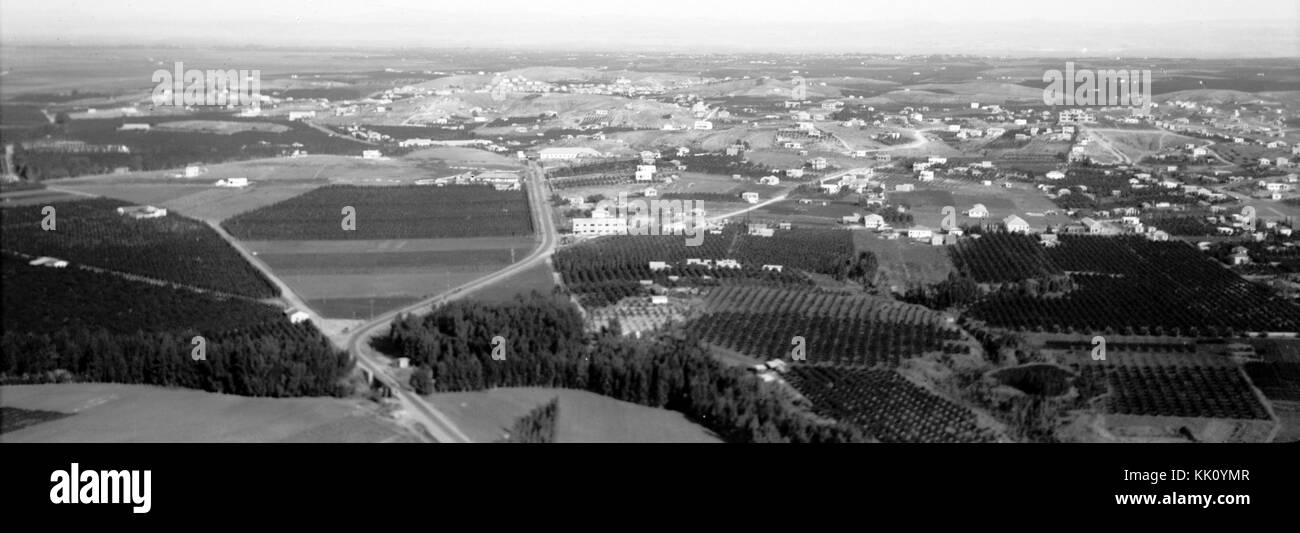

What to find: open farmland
left=852, top=231, right=956, bottom=291
left=428, top=387, right=720, bottom=443
left=224, top=185, right=538, bottom=318
left=0, top=384, right=409, bottom=443
left=223, top=184, right=533, bottom=240
left=1, top=198, right=276, bottom=298
left=687, top=286, right=967, bottom=365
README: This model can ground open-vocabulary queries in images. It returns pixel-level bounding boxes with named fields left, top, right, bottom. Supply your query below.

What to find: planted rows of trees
left=223, top=184, right=533, bottom=240
left=687, top=286, right=966, bottom=365
left=962, top=236, right=1300, bottom=334
left=948, top=232, right=1064, bottom=283
left=545, top=158, right=638, bottom=178
left=378, top=295, right=868, bottom=443
left=1, top=258, right=353, bottom=396
left=1243, top=362, right=1300, bottom=402
left=1076, top=364, right=1270, bottom=420
left=784, top=365, right=998, bottom=443
left=554, top=225, right=873, bottom=306
left=2, top=198, right=276, bottom=298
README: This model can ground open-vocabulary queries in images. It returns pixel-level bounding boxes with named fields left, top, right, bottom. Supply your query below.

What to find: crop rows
left=1076, top=364, right=1270, bottom=420
left=962, top=235, right=1300, bottom=334
left=785, top=365, right=997, bottom=443
left=687, top=286, right=966, bottom=365
left=555, top=224, right=858, bottom=306
left=223, top=184, right=533, bottom=240
left=1, top=198, right=276, bottom=298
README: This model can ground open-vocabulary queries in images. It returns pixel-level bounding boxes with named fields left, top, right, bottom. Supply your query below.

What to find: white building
left=741, top=192, right=760, bottom=204
left=573, top=217, right=629, bottom=236
left=215, top=177, right=249, bottom=188
left=967, top=204, right=989, bottom=218
left=1003, top=215, right=1030, bottom=233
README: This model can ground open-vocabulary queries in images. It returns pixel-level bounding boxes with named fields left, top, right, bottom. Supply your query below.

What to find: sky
left=2, top=0, right=1298, bottom=57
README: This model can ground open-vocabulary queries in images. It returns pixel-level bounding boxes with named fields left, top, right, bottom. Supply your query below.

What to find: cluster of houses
left=417, top=170, right=522, bottom=191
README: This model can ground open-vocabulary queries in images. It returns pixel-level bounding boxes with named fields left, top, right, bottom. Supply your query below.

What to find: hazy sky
left=2, top=0, right=1298, bottom=57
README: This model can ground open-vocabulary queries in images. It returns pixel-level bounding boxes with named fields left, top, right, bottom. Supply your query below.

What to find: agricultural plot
left=957, top=235, right=1300, bottom=335
left=1, top=255, right=350, bottom=397
left=223, top=185, right=533, bottom=240
left=244, top=236, right=537, bottom=319
left=687, top=286, right=966, bottom=365
left=785, top=365, right=998, bottom=443
left=1075, top=364, right=1270, bottom=421
left=852, top=231, right=955, bottom=291
left=553, top=224, right=861, bottom=306
left=0, top=198, right=276, bottom=298
left=1243, top=362, right=1300, bottom=402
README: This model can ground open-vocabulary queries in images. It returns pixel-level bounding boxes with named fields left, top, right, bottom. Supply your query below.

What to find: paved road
left=202, top=159, right=556, bottom=443
left=341, top=159, right=559, bottom=443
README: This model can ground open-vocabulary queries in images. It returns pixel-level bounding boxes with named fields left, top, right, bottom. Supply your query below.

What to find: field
left=956, top=234, right=1300, bottom=335
left=0, top=198, right=276, bottom=298
left=1087, top=128, right=1204, bottom=164
left=0, top=384, right=410, bottom=443
left=428, top=387, right=720, bottom=443
left=853, top=231, right=955, bottom=291
left=2, top=253, right=352, bottom=397
left=686, top=286, right=967, bottom=365
left=224, top=184, right=533, bottom=240
left=785, top=366, right=999, bottom=443
left=872, top=177, right=1071, bottom=230
left=218, top=185, right=538, bottom=318
left=553, top=224, right=862, bottom=306
left=153, top=120, right=291, bottom=135
left=242, top=236, right=536, bottom=319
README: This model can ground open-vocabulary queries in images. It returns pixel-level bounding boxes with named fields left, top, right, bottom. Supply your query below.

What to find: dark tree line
left=377, top=294, right=868, bottom=443
left=1, top=325, right=355, bottom=397
left=503, top=398, right=559, bottom=443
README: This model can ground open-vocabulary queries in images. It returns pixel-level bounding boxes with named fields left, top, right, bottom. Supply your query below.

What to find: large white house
left=572, top=216, right=629, bottom=236
left=1003, top=215, right=1030, bottom=233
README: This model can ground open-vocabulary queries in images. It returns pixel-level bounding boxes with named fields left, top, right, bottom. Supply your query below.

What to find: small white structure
left=1046, top=170, right=1066, bottom=180
left=362, top=150, right=382, bottom=159
left=285, top=308, right=310, bottom=324
left=907, top=226, right=934, bottom=240
left=741, top=192, right=760, bottom=204
left=215, top=177, right=249, bottom=188
left=862, top=214, right=886, bottom=229
left=966, top=204, right=989, bottom=218
left=28, top=256, right=69, bottom=268
left=759, top=175, right=781, bottom=185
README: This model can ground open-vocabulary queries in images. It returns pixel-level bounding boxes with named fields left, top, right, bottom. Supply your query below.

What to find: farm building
left=759, top=175, right=781, bottom=185
left=741, top=192, right=760, bottom=204
left=573, top=217, right=629, bottom=236
left=862, top=214, right=885, bottom=229
left=215, top=177, right=249, bottom=188
left=966, top=204, right=989, bottom=218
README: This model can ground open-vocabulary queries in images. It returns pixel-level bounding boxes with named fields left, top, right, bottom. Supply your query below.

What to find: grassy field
left=463, top=259, right=558, bottom=303
left=154, top=120, right=291, bottom=134
left=854, top=231, right=955, bottom=292
left=0, top=383, right=412, bottom=443
left=244, top=236, right=538, bottom=318
left=428, top=387, right=721, bottom=443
